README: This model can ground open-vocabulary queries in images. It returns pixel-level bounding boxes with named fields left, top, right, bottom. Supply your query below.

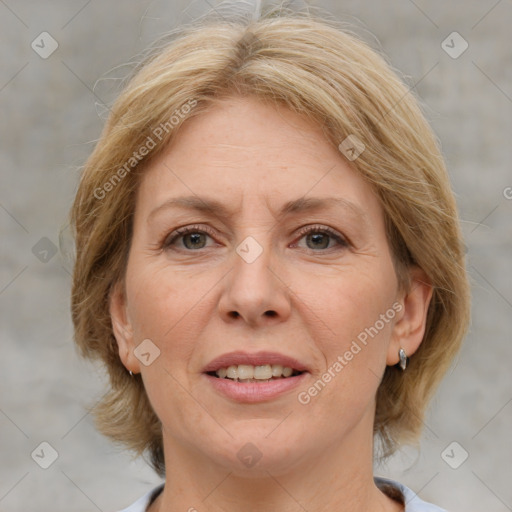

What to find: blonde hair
left=69, top=5, right=470, bottom=477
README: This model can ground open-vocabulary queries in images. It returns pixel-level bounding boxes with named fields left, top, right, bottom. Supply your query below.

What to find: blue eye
left=294, top=226, right=349, bottom=251
left=162, top=224, right=349, bottom=252
left=163, top=225, right=215, bottom=250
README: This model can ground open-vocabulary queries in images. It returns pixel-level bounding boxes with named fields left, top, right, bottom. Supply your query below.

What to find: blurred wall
left=1, top=1, right=511, bottom=511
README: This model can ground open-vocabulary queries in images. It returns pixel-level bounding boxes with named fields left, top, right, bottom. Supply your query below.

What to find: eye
left=162, top=224, right=349, bottom=252
left=293, top=225, right=349, bottom=251
left=163, top=225, right=216, bottom=251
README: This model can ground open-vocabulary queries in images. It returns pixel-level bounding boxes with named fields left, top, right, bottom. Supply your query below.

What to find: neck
left=148, top=407, right=402, bottom=512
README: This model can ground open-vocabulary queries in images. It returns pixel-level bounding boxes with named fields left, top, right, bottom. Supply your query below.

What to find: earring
left=398, top=348, right=408, bottom=371
left=128, top=370, right=134, bottom=377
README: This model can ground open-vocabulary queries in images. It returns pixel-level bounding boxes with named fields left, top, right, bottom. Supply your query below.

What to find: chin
left=199, top=428, right=310, bottom=477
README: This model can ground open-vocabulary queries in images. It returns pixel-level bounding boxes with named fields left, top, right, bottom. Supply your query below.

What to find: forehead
left=135, top=95, right=383, bottom=223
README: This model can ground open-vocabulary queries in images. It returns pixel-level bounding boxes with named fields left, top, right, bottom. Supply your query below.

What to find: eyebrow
left=147, top=195, right=369, bottom=225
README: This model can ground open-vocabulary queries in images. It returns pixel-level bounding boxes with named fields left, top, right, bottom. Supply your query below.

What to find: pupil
left=309, top=233, right=328, bottom=249
left=185, top=233, right=204, bottom=249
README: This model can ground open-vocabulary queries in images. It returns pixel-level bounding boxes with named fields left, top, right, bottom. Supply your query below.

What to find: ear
left=109, top=280, right=141, bottom=374
left=387, top=266, right=433, bottom=366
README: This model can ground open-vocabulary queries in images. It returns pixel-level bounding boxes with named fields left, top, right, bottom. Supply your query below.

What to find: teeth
left=239, top=378, right=272, bottom=383
left=254, top=365, right=272, bottom=380
left=238, top=365, right=254, bottom=379
left=271, top=364, right=283, bottom=377
left=214, top=364, right=298, bottom=380
left=226, top=365, right=238, bottom=379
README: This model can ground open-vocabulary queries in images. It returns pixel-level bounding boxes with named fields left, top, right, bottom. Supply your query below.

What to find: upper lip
left=203, top=351, right=310, bottom=373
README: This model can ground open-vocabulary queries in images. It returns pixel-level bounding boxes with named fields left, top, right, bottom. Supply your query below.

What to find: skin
left=110, top=95, right=432, bottom=512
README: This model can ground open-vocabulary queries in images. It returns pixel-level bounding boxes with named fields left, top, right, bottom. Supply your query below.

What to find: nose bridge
left=235, top=233, right=272, bottom=286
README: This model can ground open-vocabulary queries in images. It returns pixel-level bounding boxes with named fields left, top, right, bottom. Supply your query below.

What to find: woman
left=68, top=5, right=470, bottom=512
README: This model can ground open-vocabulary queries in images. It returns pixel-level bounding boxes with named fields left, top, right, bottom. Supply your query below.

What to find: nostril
left=265, top=311, right=277, bottom=317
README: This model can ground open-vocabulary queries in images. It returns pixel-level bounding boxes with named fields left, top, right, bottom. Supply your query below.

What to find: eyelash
left=162, top=224, right=349, bottom=252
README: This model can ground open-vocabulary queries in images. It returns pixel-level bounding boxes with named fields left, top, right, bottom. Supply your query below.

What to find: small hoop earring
left=128, top=370, right=134, bottom=377
left=398, top=348, right=408, bottom=371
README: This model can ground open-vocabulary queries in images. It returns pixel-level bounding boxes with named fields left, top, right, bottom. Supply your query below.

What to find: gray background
left=1, top=1, right=511, bottom=511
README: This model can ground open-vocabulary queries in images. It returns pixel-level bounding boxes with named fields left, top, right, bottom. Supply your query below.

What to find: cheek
left=126, top=265, right=173, bottom=339
left=295, top=274, right=398, bottom=417
left=124, top=257, right=217, bottom=367
left=304, top=263, right=398, bottom=369
left=124, top=260, right=212, bottom=429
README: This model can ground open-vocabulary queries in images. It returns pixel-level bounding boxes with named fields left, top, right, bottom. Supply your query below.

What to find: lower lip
left=204, top=373, right=308, bottom=403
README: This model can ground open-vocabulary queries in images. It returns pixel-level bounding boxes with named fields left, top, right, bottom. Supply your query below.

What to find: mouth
left=207, top=364, right=304, bottom=383
left=202, top=351, right=309, bottom=402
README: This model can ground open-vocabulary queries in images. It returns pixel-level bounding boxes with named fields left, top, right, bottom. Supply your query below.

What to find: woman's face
left=111, top=95, right=429, bottom=475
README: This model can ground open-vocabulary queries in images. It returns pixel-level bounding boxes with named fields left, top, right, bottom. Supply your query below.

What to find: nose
left=217, top=238, right=291, bottom=328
